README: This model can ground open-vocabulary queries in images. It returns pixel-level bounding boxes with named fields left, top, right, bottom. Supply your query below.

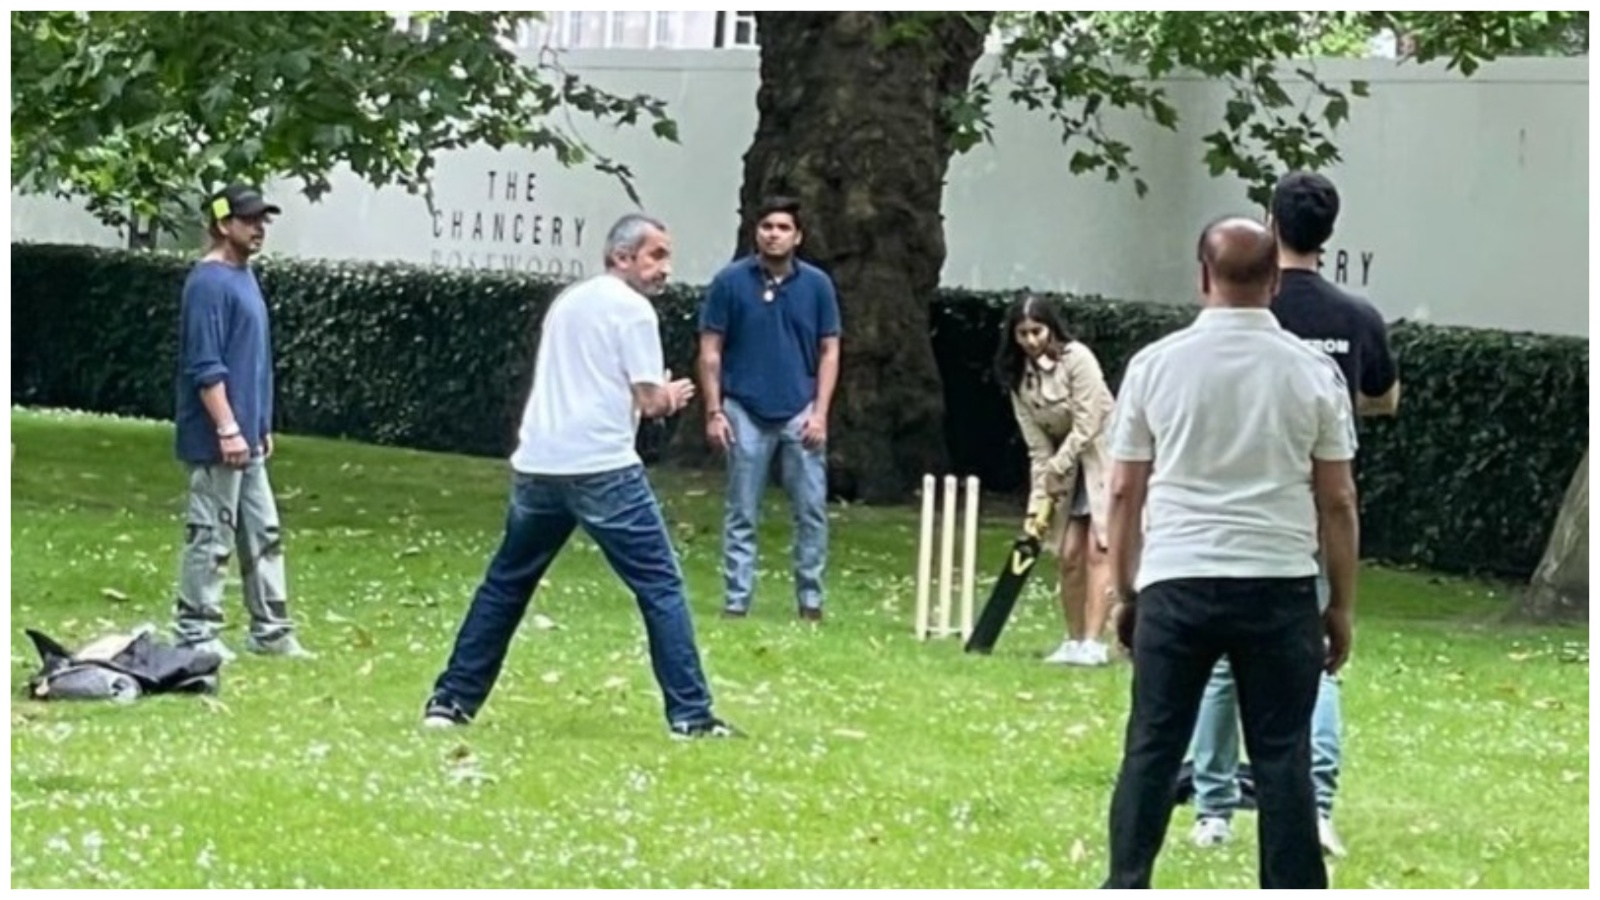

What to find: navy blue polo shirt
left=699, top=255, right=841, bottom=424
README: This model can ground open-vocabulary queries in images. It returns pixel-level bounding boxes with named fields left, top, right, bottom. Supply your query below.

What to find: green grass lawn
left=9, top=408, right=1589, bottom=889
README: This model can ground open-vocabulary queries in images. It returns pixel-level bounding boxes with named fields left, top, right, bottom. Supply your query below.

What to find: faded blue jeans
left=430, top=465, right=716, bottom=728
left=721, top=397, right=829, bottom=613
left=1189, top=566, right=1340, bottom=819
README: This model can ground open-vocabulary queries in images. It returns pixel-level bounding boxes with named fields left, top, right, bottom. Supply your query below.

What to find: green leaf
left=1324, top=96, right=1350, bottom=128
left=1223, top=97, right=1254, bottom=130
left=1068, top=150, right=1100, bottom=174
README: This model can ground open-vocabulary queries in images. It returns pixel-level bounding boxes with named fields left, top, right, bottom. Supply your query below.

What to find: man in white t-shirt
left=423, top=213, right=738, bottom=740
left=1099, top=217, right=1359, bottom=889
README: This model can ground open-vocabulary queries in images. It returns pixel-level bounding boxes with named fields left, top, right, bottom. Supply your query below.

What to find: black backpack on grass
left=24, top=626, right=221, bottom=703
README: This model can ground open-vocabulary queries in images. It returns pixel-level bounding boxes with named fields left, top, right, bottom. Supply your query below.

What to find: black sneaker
left=422, top=696, right=471, bottom=728
left=669, top=716, right=742, bottom=740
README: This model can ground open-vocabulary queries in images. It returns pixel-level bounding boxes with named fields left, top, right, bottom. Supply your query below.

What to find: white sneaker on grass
left=1191, top=816, right=1234, bottom=847
left=245, top=633, right=314, bottom=659
left=1044, top=639, right=1080, bottom=664
left=186, top=638, right=237, bottom=663
left=1319, top=815, right=1347, bottom=858
left=1073, top=639, right=1110, bottom=666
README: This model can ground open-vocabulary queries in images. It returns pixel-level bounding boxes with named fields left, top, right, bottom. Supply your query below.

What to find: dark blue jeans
left=430, top=464, right=715, bottom=727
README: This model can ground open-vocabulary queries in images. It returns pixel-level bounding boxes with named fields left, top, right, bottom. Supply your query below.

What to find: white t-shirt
left=1108, top=308, right=1357, bottom=590
left=510, top=274, right=666, bottom=475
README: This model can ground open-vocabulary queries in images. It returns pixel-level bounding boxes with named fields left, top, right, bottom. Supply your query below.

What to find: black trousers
left=1103, top=577, right=1328, bottom=889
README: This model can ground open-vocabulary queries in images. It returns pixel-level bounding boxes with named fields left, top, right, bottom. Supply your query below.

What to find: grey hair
left=603, top=213, right=668, bottom=267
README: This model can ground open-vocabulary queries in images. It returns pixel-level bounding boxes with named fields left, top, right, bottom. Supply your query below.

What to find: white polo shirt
left=510, top=274, right=666, bottom=476
left=1108, top=307, right=1357, bottom=590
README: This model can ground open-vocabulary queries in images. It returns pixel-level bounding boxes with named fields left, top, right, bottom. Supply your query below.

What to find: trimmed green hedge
left=11, top=242, right=1587, bottom=580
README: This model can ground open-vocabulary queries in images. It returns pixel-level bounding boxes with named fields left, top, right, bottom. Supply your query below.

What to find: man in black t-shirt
left=1271, top=176, right=1399, bottom=417
left=1185, top=171, right=1399, bottom=859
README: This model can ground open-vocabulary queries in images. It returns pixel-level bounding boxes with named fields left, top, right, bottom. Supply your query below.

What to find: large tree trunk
left=670, top=12, right=992, bottom=503
left=1518, top=447, right=1588, bottom=623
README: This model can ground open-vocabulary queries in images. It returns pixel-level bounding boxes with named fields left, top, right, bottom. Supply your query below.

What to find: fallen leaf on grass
left=531, top=614, right=561, bottom=631
left=100, top=588, right=129, bottom=603
left=831, top=729, right=868, bottom=741
left=1069, top=838, right=1087, bottom=864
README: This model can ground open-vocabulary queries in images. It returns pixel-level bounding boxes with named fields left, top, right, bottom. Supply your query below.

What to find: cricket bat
left=964, top=502, right=1051, bottom=654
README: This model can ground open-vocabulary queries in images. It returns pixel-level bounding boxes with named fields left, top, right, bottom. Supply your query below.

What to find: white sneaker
left=1074, top=639, right=1111, bottom=667
left=246, top=633, right=315, bottom=659
left=1191, top=816, right=1233, bottom=848
left=1044, top=639, right=1080, bottom=664
left=187, top=638, right=237, bottom=663
left=1318, top=815, right=1347, bottom=858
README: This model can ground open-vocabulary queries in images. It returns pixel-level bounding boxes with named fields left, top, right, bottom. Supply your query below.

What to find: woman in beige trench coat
left=994, top=293, right=1117, bottom=666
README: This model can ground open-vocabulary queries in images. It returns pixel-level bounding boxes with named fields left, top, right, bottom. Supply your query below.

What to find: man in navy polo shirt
left=696, top=196, right=842, bottom=621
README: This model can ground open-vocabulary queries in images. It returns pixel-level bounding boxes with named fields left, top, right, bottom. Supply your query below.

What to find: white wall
left=11, top=52, right=1587, bottom=336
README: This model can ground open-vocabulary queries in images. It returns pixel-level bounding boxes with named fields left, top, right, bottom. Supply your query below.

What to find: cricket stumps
left=914, top=473, right=980, bottom=641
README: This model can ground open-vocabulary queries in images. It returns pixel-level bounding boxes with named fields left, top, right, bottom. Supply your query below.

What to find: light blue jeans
left=1189, top=566, right=1341, bottom=819
left=721, top=397, right=828, bottom=612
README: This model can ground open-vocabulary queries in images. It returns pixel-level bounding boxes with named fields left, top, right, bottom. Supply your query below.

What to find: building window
left=608, top=11, right=626, bottom=47
left=652, top=11, right=675, bottom=48
left=564, top=11, right=584, bottom=48
left=714, top=10, right=758, bottom=48
left=733, top=11, right=757, bottom=45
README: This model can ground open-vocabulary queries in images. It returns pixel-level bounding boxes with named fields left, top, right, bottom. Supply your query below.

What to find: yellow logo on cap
left=211, top=197, right=231, bottom=220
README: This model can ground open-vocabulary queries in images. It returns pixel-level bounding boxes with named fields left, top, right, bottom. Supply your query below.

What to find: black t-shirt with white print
left=1271, top=268, right=1398, bottom=409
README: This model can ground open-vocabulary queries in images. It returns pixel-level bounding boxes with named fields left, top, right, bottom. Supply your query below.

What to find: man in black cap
left=171, top=184, right=311, bottom=661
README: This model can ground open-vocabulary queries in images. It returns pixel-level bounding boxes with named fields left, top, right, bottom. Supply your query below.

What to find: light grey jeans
left=172, top=459, right=296, bottom=645
left=1189, top=564, right=1339, bottom=819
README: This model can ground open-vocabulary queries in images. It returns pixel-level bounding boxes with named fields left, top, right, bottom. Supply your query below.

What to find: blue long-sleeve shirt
left=174, top=261, right=275, bottom=464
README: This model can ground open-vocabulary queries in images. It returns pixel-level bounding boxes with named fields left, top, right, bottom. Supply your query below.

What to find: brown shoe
left=798, top=607, right=823, bottom=623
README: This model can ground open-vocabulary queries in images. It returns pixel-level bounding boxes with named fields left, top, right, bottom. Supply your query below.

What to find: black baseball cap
left=207, top=184, right=282, bottom=223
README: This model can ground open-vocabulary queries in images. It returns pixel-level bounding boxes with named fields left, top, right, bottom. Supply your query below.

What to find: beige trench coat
left=1010, top=340, right=1116, bottom=549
